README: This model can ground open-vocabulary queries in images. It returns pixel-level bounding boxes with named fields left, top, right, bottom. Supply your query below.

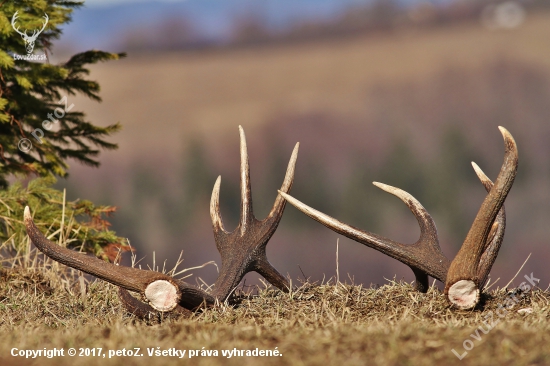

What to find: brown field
left=64, top=11, right=550, bottom=150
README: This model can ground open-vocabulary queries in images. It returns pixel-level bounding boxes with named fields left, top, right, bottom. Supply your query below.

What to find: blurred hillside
left=55, top=6, right=550, bottom=290
left=58, top=0, right=549, bottom=52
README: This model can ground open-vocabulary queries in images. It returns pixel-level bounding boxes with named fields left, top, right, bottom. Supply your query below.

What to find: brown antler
left=210, top=126, right=298, bottom=298
left=24, top=207, right=213, bottom=312
left=24, top=126, right=298, bottom=317
left=279, top=182, right=451, bottom=292
left=444, top=127, right=517, bottom=309
left=473, top=162, right=506, bottom=289
left=280, top=126, right=517, bottom=309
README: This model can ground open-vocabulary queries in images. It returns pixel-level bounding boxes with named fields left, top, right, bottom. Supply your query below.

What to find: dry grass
left=1, top=252, right=549, bottom=366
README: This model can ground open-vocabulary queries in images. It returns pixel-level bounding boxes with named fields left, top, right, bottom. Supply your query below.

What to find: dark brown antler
left=24, top=207, right=213, bottom=312
left=280, top=126, right=517, bottom=309
left=24, top=126, right=299, bottom=317
left=210, top=126, right=299, bottom=298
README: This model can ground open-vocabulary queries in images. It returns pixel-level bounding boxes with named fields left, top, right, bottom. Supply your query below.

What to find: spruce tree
left=0, top=1, right=129, bottom=258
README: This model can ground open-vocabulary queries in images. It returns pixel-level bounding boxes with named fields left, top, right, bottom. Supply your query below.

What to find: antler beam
left=25, top=207, right=213, bottom=312
left=278, top=182, right=451, bottom=292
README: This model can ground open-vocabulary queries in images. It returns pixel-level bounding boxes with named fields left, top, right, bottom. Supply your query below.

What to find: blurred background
left=52, top=0, right=550, bottom=290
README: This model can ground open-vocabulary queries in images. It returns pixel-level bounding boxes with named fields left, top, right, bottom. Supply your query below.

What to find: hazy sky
left=86, top=0, right=188, bottom=7
left=85, top=0, right=375, bottom=7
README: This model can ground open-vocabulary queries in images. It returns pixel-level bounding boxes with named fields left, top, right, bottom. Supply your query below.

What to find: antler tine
left=471, top=162, right=493, bottom=200
left=278, top=188, right=451, bottom=290
left=210, top=175, right=228, bottom=234
left=239, top=125, right=253, bottom=234
left=372, top=182, right=441, bottom=252
left=472, top=162, right=504, bottom=253
left=248, top=143, right=299, bottom=293
left=445, top=126, right=517, bottom=309
left=266, top=142, right=299, bottom=223
left=25, top=206, right=214, bottom=313
left=471, top=162, right=506, bottom=289
left=372, top=182, right=449, bottom=291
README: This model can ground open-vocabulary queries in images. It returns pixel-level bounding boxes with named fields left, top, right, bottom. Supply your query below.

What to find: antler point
left=372, top=181, right=392, bottom=192
left=24, top=206, right=31, bottom=219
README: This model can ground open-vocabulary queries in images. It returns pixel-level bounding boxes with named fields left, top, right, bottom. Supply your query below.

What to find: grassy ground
left=1, top=253, right=549, bottom=366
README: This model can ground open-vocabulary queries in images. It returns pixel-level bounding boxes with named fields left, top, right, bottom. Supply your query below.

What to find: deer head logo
left=11, top=11, right=49, bottom=54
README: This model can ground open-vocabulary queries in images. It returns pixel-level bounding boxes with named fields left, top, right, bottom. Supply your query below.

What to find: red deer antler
left=209, top=126, right=298, bottom=299
left=24, top=126, right=299, bottom=317
left=279, top=126, right=517, bottom=309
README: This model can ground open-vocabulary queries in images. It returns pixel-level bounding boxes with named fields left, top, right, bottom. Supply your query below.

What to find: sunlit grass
left=1, top=249, right=549, bottom=366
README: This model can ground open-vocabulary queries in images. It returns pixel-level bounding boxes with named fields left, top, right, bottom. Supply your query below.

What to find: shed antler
left=444, top=127, right=517, bottom=309
left=280, top=126, right=517, bottom=309
left=24, top=126, right=299, bottom=317
left=24, top=208, right=210, bottom=313
left=209, top=126, right=298, bottom=298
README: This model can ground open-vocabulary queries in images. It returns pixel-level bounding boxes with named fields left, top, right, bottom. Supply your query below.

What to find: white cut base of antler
left=447, top=280, right=480, bottom=310
left=144, top=280, right=179, bottom=312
